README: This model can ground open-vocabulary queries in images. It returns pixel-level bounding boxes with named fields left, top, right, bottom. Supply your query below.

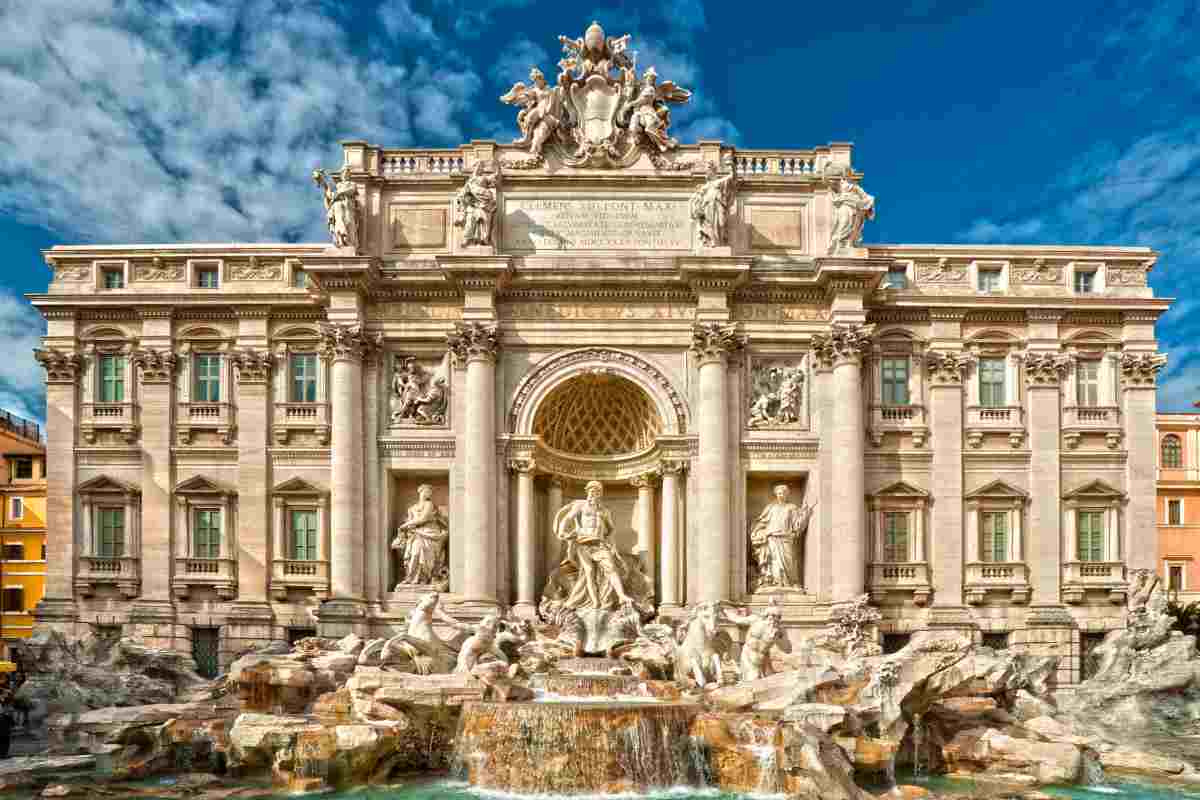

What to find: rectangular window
left=291, top=510, right=318, bottom=561
left=193, top=509, right=221, bottom=559
left=979, top=358, right=1007, bottom=407
left=1168, top=499, right=1183, bottom=526
left=12, top=458, right=32, bottom=480
left=981, top=632, right=1009, bottom=651
left=885, top=267, right=908, bottom=289
left=290, top=354, right=318, bottom=403
left=980, top=511, right=1008, bottom=562
left=1169, top=564, right=1184, bottom=592
left=292, top=268, right=308, bottom=289
left=40, top=543, right=46, bottom=561
left=9, top=498, right=22, bottom=521
left=1076, top=360, right=1100, bottom=407
left=881, top=633, right=911, bottom=654
left=193, top=354, right=222, bottom=402
left=3, top=544, right=22, bottom=561
left=102, top=269, right=124, bottom=289
left=96, top=508, right=125, bottom=557
left=2, top=587, right=23, bottom=613
left=880, top=358, right=910, bottom=406
left=99, top=355, right=125, bottom=403
left=1074, top=271, right=1096, bottom=294
left=1077, top=510, right=1105, bottom=562
left=978, top=269, right=1002, bottom=292
left=196, top=268, right=219, bottom=289
left=882, top=512, right=909, bottom=562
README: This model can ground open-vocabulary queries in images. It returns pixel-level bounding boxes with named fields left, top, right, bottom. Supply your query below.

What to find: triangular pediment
left=965, top=479, right=1028, bottom=501
left=77, top=475, right=139, bottom=495
left=272, top=477, right=325, bottom=496
left=175, top=475, right=232, bottom=495
left=1063, top=479, right=1125, bottom=501
left=873, top=480, right=929, bottom=498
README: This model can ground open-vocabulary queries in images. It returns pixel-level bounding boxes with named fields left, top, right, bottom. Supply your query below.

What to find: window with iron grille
left=193, top=509, right=221, bottom=559
left=11, top=458, right=32, bottom=480
left=880, top=358, right=910, bottom=406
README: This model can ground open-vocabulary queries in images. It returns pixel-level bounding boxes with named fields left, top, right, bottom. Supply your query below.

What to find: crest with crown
left=499, top=20, right=692, bottom=169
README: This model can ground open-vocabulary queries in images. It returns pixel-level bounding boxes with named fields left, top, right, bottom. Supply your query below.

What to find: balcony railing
left=81, top=402, right=139, bottom=444
left=0, top=409, right=41, bottom=443
left=76, top=556, right=140, bottom=598
left=1063, top=561, right=1127, bottom=604
left=172, top=557, right=237, bottom=600
left=271, top=559, right=330, bottom=601
left=965, top=562, right=1031, bottom=604
left=176, top=402, right=234, bottom=445
left=869, top=405, right=928, bottom=446
left=1062, top=406, right=1123, bottom=449
left=965, top=405, right=1026, bottom=448
left=272, top=402, right=330, bottom=446
left=868, top=562, right=932, bottom=605
left=733, top=151, right=822, bottom=176
left=380, top=149, right=468, bottom=176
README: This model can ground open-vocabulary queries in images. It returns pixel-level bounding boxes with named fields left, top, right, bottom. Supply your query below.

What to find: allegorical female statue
left=454, top=162, right=499, bottom=246
left=749, top=484, right=812, bottom=592
left=391, top=484, right=448, bottom=587
left=312, top=166, right=360, bottom=252
left=690, top=162, right=737, bottom=247
left=827, top=177, right=875, bottom=254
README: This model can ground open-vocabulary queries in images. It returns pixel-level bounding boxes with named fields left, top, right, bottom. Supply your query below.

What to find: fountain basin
left=532, top=673, right=683, bottom=701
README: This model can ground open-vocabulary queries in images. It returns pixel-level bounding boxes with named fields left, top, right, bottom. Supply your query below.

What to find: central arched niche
left=532, top=372, right=663, bottom=456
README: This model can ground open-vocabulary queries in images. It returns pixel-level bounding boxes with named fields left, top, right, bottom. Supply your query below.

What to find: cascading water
left=911, top=713, right=925, bottom=778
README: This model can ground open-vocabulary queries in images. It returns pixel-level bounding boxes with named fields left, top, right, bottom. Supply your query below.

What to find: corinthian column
left=690, top=322, right=745, bottom=603
left=631, top=472, right=659, bottom=592
left=320, top=323, right=376, bottom=605
left=448, top=322, right=501, bottom=605
left=814, top=323, right=873, bottom=602
left=1121, top=349, right=1168, bottom=571
left=510, top=457, right=537, bottom=617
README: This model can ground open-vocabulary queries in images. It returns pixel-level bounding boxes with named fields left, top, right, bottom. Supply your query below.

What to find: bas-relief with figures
left=28, top=18, right=1170, bottom=707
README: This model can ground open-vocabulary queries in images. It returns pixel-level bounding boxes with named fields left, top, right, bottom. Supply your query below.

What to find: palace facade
left=28, top=26, right=1170, bottom=683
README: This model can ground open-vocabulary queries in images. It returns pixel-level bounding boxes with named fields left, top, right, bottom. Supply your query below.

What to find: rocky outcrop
left=0, top=756, right=96, bottom=793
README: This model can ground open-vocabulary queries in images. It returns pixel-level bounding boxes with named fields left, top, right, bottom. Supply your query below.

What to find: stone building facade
left=28, top=26, right=1170, bottom=683
left=1156, top=412, right=1200, bottom=603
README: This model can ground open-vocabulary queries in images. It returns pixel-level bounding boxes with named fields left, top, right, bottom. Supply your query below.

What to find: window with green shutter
left=979, top=358, right=1006, bottom=407
left=1077, top=510, right=1105, bottom=562
left=193, top=354, right=221, bottom=402
left=193, top=509, right=221, bottom=558
left=99, top=355, right=125, bottom=403
left=291, top=510, right=318, bottom=561
left=96, top=508, right=125, bottom=557
left=290, top=354, right=318, bottom=403
left=980, top=512, right=1008, bottom=563
left=880, top=358, right=910, bottom=406
left=882, top=512, right=909, bottom=562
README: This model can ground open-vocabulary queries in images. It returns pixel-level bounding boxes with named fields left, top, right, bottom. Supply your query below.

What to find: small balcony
left=75, top=556, right=140, bottom=599
left=177, top=402, right=234, bottom=445
left=1063, top=561, right=1127, bottom=604
left=271, top=559, right=330, bottom=601
left=171, top=557, right=238, bottom=600
left=272, top=402, right=330, bottom=446
left=868, top=562, right=932, bottom=606
left=80, top=402, right=139, bottom=444
left=1062, top=406, right=1122, bottom=450
left=964, top=405, right=1026, bottom=448
left=965, top=562, right=1031, bottom=605
left=869, top=405, right=928, bottom=447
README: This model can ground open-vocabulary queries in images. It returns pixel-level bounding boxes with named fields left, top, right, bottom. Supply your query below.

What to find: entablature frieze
left=377, top=438, right=456, bottom=460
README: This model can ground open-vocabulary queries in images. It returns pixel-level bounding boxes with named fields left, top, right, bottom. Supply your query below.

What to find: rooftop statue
left=690, top=161, right=737, bottom=247
left=827, top=176, right=876, bottom=254
left=500, top=21, right=692, bottom=168
left=312, top=166, right=360, bottom=252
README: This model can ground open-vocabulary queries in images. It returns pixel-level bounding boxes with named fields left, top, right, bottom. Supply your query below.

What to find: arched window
left=1162, top=435, right=1183, bottom=469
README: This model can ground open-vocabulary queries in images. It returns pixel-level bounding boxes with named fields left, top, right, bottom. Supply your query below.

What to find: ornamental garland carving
left=318, top=323, right=379, bottom=363
left=229, top=257, right=283, bottom=281
left=1120, top=352, right=1167, bottom=386
left=1109, top=268, right=1149, bottom=286
left=50, top=265, right=91, bottom=282
left=1022, top=351, right=1071, bottom=385
left=748, top=361, right=805, bottom=428
left=1013, top=261, right=1062, bottom=285
left=34, top=348, right=84, bottom=383
left=390, top=354, right=449, bottom=426
left=691, top=322, right=747, bottom=365
left=915, top=260, right=967, bottom=284
left=810, top=323, right=874, bottom=367
left=231, top=349, right=276, bottom=384
left=135, top=260, right=183, bottom=281
left=446, top=322, right=500, bottom=364
left=924, top=350, right=976, bottom=385
left=131, top=349, right=179, bottom=384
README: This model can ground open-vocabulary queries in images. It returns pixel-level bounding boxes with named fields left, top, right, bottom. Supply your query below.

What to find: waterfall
left=753, top=745, right=782, bottom=795
left=911, top=713, right=925, bottom=778
left=1082, top=751, right=1107, bottom=786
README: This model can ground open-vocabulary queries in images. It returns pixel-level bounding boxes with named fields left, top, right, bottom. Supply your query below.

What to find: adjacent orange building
left=1157, top=412, right=1200, bottom=602
left=0, top=410, right=46, bottom=646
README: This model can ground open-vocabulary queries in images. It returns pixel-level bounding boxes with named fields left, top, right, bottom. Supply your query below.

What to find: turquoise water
left=890, top=772, right=1200, bottom=800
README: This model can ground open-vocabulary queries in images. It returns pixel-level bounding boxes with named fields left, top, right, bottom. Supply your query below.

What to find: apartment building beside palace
left=1157, top=413, right=1200, bottom=602
left=26, top=24, right=1171, bottom=683
left=0, top=410, right=47, bottom=649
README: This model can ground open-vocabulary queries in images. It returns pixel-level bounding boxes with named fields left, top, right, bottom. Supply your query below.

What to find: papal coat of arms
left=499, top=21, right=692, bottom=168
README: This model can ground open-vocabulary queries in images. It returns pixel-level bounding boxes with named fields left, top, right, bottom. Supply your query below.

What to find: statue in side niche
left=312, top=166, right=360, bottom=252
left=690, top=161, right=737, bottom=247
left=749, top=484, right=812, bottom=592
left=391, top=484, right=449, bottom=588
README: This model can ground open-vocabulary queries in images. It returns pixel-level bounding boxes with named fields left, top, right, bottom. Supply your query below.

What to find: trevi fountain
left=14, top=19, right=1197, bottom=800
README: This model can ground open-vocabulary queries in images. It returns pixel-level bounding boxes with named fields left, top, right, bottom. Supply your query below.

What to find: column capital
left=690, top=322, right=746, bottom=366
left=447, top=321, right=500, bottom=365
left=34, top=348, right=84, bottom=384
left=924, top=349, right=975, bottom=386
left=132, top=348, right=178, bottom=384
left=232, top=349, right=276, bottom=384
left=1022, top=350, right=1071, bottom=386
left=1120, top=351, right=1167, bottom=388
left=319, top=322, right=380, bottom=364
left=812, top=322, right=874, bottom=368
left=659, top=459, right=689, bottom=476
left=508, top=456, right=537, bottom=474
left=630, top=471, right=660, bottom=489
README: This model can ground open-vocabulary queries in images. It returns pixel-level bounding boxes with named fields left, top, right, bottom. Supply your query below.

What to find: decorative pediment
left=175, top=475, right=235, bottom=496
left=1063, top=479, right=1125, bottom=502
left=965, top=479, right=1029, bottom=502
left=272, top=477, right=326, bottom=497
left=77, top=475, right=139, bottom=497
left=872, top=480, right=930, bottom=499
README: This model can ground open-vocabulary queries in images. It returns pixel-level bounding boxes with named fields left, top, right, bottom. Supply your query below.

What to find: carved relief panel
left=388, top=352, right=451, bottom=428
left=746, top=356, right=808, bottom=430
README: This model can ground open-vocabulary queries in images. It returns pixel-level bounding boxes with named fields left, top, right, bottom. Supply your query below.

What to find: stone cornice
left=739, top=440, right=820, bottom=460
left=691, top=322, right=747, bottom=366
left=679, top=258, right=752, bottom=294
left=438, top=256, right=513, bottom=293
left=446, top=321, right=500, bottom=365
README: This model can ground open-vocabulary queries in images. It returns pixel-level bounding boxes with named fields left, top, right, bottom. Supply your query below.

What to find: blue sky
left=0, top=0, right=1197, bottom=424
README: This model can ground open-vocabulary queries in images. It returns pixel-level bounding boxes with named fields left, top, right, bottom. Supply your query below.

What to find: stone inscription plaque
left=390, top=206, right=447, bottom=249
left=504, top=198, right=691, bottom=251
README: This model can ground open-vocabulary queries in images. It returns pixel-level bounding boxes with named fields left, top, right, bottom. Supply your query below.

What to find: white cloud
left=491, top=37, right=550, bottom=86
left=0, top=291, right=48, bottom=426
left=959, top=218, right=1045, bottom=243
left=378, top=0, right=436, bottom=41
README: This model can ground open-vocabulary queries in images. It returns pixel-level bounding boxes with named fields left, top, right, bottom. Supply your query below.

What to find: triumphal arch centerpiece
left=32, top=21, right=1169, bottom=684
